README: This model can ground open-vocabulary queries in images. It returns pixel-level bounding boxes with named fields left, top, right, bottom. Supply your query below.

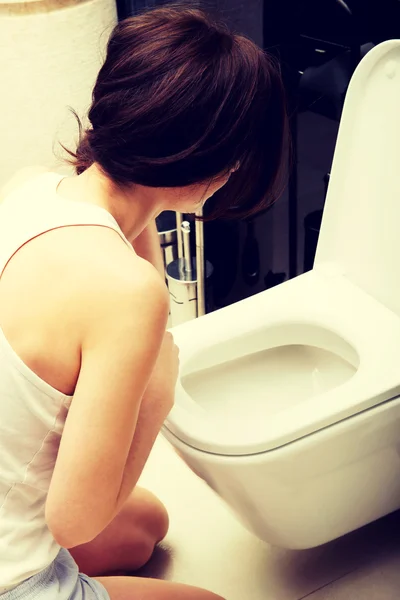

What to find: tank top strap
left=0, top=171, right=134, bottom=278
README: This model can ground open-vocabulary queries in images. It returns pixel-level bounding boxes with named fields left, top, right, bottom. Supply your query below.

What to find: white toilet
left=162, top=40, right=400, bottom=550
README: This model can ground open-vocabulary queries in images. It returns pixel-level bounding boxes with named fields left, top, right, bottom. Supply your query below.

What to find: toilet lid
left=163, top=271, right=400, bottom=456
left=315, top=40, right=400, bottom=318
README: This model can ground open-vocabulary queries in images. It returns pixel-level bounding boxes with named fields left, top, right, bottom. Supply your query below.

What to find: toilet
left=162, top=40, right=400, bottom=550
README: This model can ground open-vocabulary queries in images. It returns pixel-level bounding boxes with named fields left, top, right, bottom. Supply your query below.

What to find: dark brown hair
left=65, top=5, right=288, bottom=219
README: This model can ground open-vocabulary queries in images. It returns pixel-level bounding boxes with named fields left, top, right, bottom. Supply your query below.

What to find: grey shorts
left=0, top=548, right=110, bottom=600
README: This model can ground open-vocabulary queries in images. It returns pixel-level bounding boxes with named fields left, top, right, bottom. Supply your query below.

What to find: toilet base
left=163, top=394, right=400, bottom=549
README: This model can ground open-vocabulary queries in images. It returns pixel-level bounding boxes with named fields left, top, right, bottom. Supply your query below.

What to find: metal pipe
left=175, top=212, right=183, bottom=259
left=195, top=207, right=205, bottom=317
left=181, top=221, right=192, bottom=275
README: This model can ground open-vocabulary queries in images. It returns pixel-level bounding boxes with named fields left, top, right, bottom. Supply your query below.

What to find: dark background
left=117, top=0, right=400, bottom=311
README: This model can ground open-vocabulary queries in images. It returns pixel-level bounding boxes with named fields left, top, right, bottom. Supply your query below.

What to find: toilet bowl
left=162, top=40, right=400, bottom=549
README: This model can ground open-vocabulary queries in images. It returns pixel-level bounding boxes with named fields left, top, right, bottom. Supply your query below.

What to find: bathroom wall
left=0, top=0, right=117, bottom=190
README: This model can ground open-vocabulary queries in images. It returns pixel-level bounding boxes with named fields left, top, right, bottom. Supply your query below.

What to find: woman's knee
left=132, top=487, right=169, bottom=544
left=117, top=489, right=169, bottom=570
left=120, top=487, right=169, bottom=549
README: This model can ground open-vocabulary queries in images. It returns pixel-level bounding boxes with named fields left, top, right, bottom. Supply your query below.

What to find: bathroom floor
left=137, top=436, right=400, bottom=599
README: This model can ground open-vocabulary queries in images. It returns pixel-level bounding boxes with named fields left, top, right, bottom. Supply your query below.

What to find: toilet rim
left=164, top=271, right=400, bottom=456
left=165, top=356, right=399, bottom=457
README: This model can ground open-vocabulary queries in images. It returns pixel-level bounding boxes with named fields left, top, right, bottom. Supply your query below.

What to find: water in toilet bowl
left=182, top=344, right=356, bottom=425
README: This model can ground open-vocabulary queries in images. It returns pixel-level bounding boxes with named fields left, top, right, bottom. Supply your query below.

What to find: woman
left=0, top=5, right=287, bottom=600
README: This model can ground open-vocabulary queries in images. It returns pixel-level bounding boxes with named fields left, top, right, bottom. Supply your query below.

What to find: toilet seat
left=164, top=267, right=400, bottom=456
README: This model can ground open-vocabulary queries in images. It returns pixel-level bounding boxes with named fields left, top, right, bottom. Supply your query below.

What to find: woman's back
left=0, top=171, right=142, bottom=590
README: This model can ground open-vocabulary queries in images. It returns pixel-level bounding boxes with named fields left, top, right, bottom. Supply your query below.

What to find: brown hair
left=64, top=5, right=288, bottom=219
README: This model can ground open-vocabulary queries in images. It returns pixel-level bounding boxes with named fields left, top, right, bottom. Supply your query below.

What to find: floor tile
left=304, top=551, right=400, bottom=599
left=137, top=437, right=400, bottom=600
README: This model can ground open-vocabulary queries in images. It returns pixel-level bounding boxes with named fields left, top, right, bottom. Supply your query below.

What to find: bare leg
left=70, top=487, right=225, bottom=598
left=70, top=487, right=169, bottom=576
left=96, top=576, right=225, bottom=600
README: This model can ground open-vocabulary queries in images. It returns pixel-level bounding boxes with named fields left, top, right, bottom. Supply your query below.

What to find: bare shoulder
left=64, top=224, right=167, bottom=292
left=0, top=166, right=49, bottom=201
left=48, top=225, right=170, bottom=337
left=11, top=223, right=169, bottom=332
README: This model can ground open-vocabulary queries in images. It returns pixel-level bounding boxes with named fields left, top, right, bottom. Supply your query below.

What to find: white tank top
left=0, top=172, right=133, bottom=591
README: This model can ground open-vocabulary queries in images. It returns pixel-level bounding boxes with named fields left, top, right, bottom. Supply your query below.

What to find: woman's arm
left=45, top=233, right=170, bottom=549
left=112, top=331, right=178, bottom=514
left=131, top=220, right=165, bottom=279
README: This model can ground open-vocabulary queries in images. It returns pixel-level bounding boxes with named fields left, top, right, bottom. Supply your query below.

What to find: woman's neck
left=56, top=164, right=162, bottom=241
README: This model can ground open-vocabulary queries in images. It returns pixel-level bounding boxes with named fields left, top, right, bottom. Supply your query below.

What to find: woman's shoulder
left=54, top=226, right=169, bottom=340
left=45, top=224, right=168, bottom=310
left=3, top=224, right=168, bottom=357
left=35, top=223, right=160, bottom=289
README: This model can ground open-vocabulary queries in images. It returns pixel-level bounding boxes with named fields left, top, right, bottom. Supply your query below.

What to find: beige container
left=0, top=0, right=117, bottom=188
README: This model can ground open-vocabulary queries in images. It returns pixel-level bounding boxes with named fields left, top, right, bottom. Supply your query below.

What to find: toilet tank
left=314, top=40, right=400, bottom=317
